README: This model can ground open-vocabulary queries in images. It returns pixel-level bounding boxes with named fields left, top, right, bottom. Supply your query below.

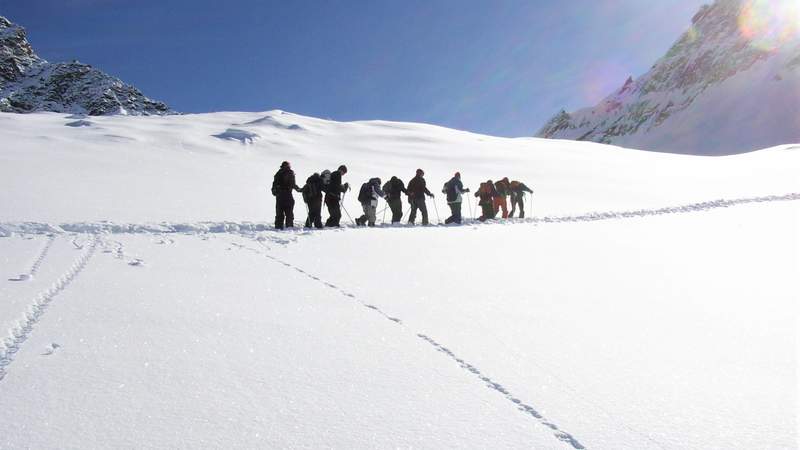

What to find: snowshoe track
left=8, top=234, right=55, bottom=282
left=1, top=192, right=797, bottom=236
left=0, top=235, right=98, bottom=381
left=232, top=238, right=584, bottom=449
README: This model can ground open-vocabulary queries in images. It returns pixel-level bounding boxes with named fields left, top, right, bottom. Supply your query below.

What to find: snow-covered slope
left=0, top=16, right=171, bottom=116
left=537, top=0, right=800, bottom=155
left=0, top=111, right=798, bottom=449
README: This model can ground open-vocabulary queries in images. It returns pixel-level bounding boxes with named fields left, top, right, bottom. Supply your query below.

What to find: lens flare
left=738, top=0, right=800, bottom=51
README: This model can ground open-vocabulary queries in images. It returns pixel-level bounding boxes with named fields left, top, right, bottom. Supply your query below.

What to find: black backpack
left=445, top=180, right=459, bottom=202
left=302, top=173, right=321, bottom=202
left=358, top=182, right=372, bottom=203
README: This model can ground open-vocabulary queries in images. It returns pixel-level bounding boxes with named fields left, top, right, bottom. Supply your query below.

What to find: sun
left=738, top=0, right=800, bottom=51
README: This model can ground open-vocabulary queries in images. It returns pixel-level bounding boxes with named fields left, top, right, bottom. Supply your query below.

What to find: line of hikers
left=271, top=161, right=534, bottom=230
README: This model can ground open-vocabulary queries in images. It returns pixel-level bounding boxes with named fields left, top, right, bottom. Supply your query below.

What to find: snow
left=0, top=110, right=798, bottom=449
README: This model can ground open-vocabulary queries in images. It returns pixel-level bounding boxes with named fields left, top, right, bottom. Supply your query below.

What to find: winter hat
left=455, top=172, right=461, bottom=178
left=281, top=161, right=290, bottom=168
left=416, top=168, right=424, bottom=176
left=338, top=165, right=348, bottom=173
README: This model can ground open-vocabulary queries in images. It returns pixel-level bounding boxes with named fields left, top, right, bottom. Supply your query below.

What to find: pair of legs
left=305, top=197, right=323, bottom=228
left=275, top=192, right=295, bottom=229
left=509, top=194, right=525, bottom=218
left=388, top=198, right=403, bottom=223
left=445, top=202, right=462, bottom=224
left=408, top=198, right=429, bottom=225
left=478, top=201, right=496, bottom=222
left=324, top=194, right=342, bottom=227
left=357, top=203, right=378, bottom=226
left=493, top=196, right=508, bottom=219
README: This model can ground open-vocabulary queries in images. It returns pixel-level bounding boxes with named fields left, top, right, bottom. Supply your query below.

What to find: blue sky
left=1, top=0, right=708, bottom=136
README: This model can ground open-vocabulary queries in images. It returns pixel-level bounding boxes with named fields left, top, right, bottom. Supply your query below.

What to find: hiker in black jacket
left=406, top=168, right=434, bottom=225
left=382, top=176, right=408, bottom=224
left=324, top=165, right=350, bottom=227
left=271, top=161, right=302, bottom=229
left=444, top=172, right=469, bottom=224
left=302, top=173, right=324, bottom=229
left=508, top=180, right=534, bottom=218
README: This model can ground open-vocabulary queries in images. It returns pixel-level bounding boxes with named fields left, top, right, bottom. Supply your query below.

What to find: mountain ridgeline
left=0, top=16, right=172, bottom=116
left=536, top=0, right=800, bottom=155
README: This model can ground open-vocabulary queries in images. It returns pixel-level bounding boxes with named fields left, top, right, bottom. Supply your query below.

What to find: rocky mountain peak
left=536, top=0, right=800, bottom=155
left=0, top=16, right=173, bottom=116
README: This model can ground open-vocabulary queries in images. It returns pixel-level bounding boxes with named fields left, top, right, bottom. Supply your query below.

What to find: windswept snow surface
left=0, top=111, right=798, bottom=449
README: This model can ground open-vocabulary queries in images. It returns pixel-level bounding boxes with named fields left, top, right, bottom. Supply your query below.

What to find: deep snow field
left=0, top=111, right=798, bottom=449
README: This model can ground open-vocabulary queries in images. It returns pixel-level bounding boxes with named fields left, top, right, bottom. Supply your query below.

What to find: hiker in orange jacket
left=475, top=180, right=499, bottom=221
left=493, top=177, right=511, bottom=219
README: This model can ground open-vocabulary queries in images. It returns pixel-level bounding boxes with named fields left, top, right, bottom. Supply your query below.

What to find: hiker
left=407, top=168, right=434, bottom=225
left=443, top=172, right=469, bottom=224
left=356, top=178, right=385, bottom=227
left=475, top=180, right=499, bottom=221
left=493, top=177, right=511, bottom=219
left=382, top=176, right=408, bottom=224
left=271, top=161, right=302, bottom=229
left=302, top=172, right=325, bottom=229
left=509, top=180, right=534, bottom=218
left=324, top=165, right=350, bottom=227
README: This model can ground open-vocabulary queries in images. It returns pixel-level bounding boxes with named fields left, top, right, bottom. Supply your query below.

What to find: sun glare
left=738, top=0, right=800, bottom=51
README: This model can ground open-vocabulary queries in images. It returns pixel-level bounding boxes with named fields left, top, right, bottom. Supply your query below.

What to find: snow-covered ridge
left=537, top=0, right=800, bottom=155
left=0, top=16, right=172, bottom=116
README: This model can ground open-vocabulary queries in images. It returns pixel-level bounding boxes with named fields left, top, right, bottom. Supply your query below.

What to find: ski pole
left=432, top=197, right=441, bottom=224
left=381, top=203, right=387, bottom=225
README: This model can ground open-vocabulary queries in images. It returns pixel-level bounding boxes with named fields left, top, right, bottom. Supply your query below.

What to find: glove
left=427, top=193, right=435, bottom=198
left=343, top=183, right=351, bottom=192
left=464, top=188, right=471, bottom=193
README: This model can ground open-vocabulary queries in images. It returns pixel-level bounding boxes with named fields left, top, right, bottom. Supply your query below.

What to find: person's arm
left=423, top=180, right=434, bottom=197
left=400, top=182, right=408, bottom=194
left=292, top=172, right=301, bottom=191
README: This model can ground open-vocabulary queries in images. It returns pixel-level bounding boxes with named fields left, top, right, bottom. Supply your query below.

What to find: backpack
left=320, top=170, right=332, bottom=193
left=383, top=180, right=392, bottom=197
left=358, top=182, right=372, bottom=203
left=510, top=181, right=521, bottom=191
left=302, top=173, right=321, bottom=203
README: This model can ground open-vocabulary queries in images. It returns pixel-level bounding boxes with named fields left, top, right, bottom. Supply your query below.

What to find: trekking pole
left=381, top=203, right=387, bottom=225
left=432, top=197, right=441, bottom=224
left=340, top=191, right=356, bottom=226
left=467, top=196, right=474, bottom=221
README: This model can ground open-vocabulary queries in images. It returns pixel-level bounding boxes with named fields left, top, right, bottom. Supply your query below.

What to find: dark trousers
left=408, top=197, right=428, bottom=225
left=275, top=191, right=295, bottom=229
left=305, top=197, right=323, bottom=229
left=324, top=194, right=342, bottom=227
left=479, top=202, right=496, bottom=221
left=509, top=194, right=525, bottom=218
left=445, top=202, right=462, bottom=224
left=388, top=198, right=403, bottom=223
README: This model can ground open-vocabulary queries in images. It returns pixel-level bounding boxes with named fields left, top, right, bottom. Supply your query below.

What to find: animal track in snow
left=232, top=238, right=580, bottom=448
left=0, top=236, right=97, bottom=381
